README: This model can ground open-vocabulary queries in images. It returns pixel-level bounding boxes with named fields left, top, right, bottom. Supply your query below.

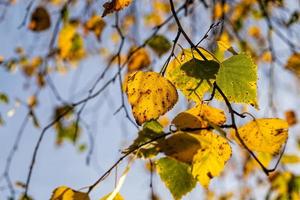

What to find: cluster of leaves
left=1, top=0, right=300, bottom=199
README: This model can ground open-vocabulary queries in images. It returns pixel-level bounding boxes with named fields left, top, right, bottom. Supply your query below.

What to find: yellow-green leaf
left=123, top=120, right=164, bottom=158
left=216, top=53, right=258, bottom=107
left=166, top=48, right=218, bottom=102
left=126, top=71, right=178, bottom=125
left=50, top=186, right=90, bottom=200
left=191, top=131, right=232, bottom=187
left=236, top=118, right=288, bottom=155
left=156, top=157, right=197, bottom=200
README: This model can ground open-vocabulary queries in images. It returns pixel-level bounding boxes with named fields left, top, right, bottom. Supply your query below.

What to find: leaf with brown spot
left=126, top=71, right=178, bottom=125
left=191, top=131, right=232, bottom=188
left=235, top=118, right=288, bottom=155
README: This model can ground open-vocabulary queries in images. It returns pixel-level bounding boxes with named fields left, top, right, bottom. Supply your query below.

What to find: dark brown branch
left=169, top=0, right=208, bottom=61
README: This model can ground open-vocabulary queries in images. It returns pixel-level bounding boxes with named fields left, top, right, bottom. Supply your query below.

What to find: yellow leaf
left=285, top=52, right=300, bottom=76
left=58, top=23, right=85, bottom=61
left=126, top=71, right=178, bottom=125
left=84, top=15, right=106, bottom=40
left=102, top=0, right=132, bottom=17
left=50, top=186, right=90, bottom=200
left=261, top=51, right=272, bottom=63
left=248, top=26, right=261, bottom=39
left=191, top=131, right=232, bottom=187
left=214, top=2, right=230, bottom=20
left=281, top=154, right=300, bottom=164
left=236, top=119, right=288, bottom=155
left=172, top=104, right=226, bottom=130
left=127, top=47, right=151, bottom=72
left=100, top=193, right=124, bottom=200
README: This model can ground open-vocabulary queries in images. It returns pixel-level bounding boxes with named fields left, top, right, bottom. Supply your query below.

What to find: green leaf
left=147, top=35, right=171, bottom=56
left=216, top=53, right=258, bottom=107
left=166, top=49, right=219, bottom=102
left=156, top=157, right=197, bottom=200
left=0, top=93, right=9, bottom=104
left=123, top=120, right=164, bottom=158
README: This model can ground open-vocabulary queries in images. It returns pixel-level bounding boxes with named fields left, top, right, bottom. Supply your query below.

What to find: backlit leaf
left=126, top=71, right=178, bottom=125
left=159, top=132, right=201, bottom=163
left=216, top=53, right=258, bottom=107
left=191, top=131, right=232, bottom=187
left=166, top=49, right=218, bottom=102
left=50, top=186, right=90, bottom=200
left=102, top=0, right=132, bottom=17
left=236, top=118, right=288, bottom=155
left=156, top=157, right=197, bottom=200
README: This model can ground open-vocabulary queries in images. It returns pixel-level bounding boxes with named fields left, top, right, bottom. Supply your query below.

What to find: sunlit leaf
left=50, top=186, right=90, bottom=200
left=156, top=157, right=197, bottom=200
left=147, top=35, right=171, bottom=56
left=126, top=71, right=178, bottom=125
left=28, top=6, right=51, bottom=32
left=216, top=53, right=258, bottom=107
left=102, top=0, right=132, bottom=17
left=236, top=118, right=288, bottom=155
left=166, top=49, right=218, bottom=102
left=172, top=104, right=226, bottom=130
left=191, top=131, right=232, bottom=187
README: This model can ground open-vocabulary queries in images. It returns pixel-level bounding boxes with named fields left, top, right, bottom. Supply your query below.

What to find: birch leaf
left=126, top=71, right=178, bottom=125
